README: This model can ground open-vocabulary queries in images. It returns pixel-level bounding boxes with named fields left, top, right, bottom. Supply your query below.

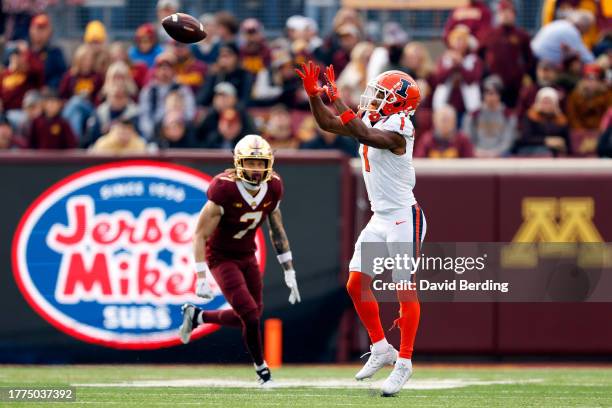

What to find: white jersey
left=359, top=112, right=416, bottom=213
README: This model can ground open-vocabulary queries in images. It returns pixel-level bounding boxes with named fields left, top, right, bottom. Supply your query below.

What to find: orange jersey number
left=363, top=145, right=371, bottom=172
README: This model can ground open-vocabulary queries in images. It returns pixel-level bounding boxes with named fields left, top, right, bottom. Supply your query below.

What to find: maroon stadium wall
left=355, top=160, right=612, bottom=356
left=2, top=153, right=612, bottom=362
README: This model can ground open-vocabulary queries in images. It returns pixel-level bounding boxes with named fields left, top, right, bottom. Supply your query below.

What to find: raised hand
left=295, top=60, right=324, bottom=97
left=323, top=65, right=338, bottom=102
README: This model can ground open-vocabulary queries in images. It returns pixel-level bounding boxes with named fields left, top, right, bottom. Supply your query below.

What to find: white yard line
left=73, top=378, right=542, bottom=390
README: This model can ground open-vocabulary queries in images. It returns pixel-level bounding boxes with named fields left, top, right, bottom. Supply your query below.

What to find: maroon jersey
left=206, top=171, right=283, bottom=263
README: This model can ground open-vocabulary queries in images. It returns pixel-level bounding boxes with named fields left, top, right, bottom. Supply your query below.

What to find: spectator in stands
left=191, top=14, right=221, bottom=65
left=197, top=42, right=253, bottom=107
left=433, top=25, right=483, bottom=121
left=0, top=116, right=25, bottom=149
left=59, top=43, right=103, bottom=104
left=60, top=44, right=104, bottom=139
left=102, top=61, right=138, bottom=101
left=27, top=14, right=66, bottom=90
left=517, top=59, right=562, bottom=118
left=462, top=75, right=516, bottom=157
left=154, top=110, right=197, bottom=149
left=566, top=63, right=612, bottom=130
left=285, top=16, right=319, bottom=66
left=263, top=105, right=299, bottom=149
left=514, top=87, right=571, bottom=156
left=556, top=53, right=584, bottom=94
left=18, top=90, right=42, bottom=139
left=531, top=10, right=595, bottom=65
left=156, top=0, right=179, bottom=43
left=239, top=18, right=271, bottom=76
left=214, top=11, right=240, bottom=43
left=415, top=105, right=474, bottom=158
left=319, top=8, right=365, bottom=68
left=26, top=89, right=77, bottom=149
left=300, top=125, right=358, bottom=156
left=400, top=41, right=435, bottom=107
left=367, top=22, right=409, bottom=80
left=286, top=15, right=306, bottom=43
left=196, top=82, right=256, bottom=149
left=337, top=42, right=374, bottom=109
left=541, top=0, right=605, bottom=50
left=443, top=0, right=492, bottom=45
left=251, top=49, right=306, bottom=109
left=597, top=107, right=612, bottom=157
left=480, top=0, right=534, bottom=108
left=90, top=113, right=147, bottom=155
left=109, top=42, right=148, bottom=90
left=0, top=42, right=44, bottom=117
left=138, top=51, right=195, bottom=140
left=83, top=20, right=111, bottom=76
left=593, top=31, right=612, bottom=57
left=302, top=17, right=324, bottom=59
left=330, top=24, right=361, bottom=76
left=83, top=84, right=139, bottom=148
left=170, top=40, right=207, bottom=92
left=129, top=23, right=164, bottom=68
left=2, top=0, right=47, bottom=41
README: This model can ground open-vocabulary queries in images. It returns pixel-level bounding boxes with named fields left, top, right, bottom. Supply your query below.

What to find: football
left=161, top=12, right=207, bottom=44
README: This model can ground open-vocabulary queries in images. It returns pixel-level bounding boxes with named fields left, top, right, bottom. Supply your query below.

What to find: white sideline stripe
left=73, top=378, right=542, bottom=390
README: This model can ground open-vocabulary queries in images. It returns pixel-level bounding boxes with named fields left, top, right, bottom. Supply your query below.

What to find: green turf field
left=1, top=364, right=612, bottom=407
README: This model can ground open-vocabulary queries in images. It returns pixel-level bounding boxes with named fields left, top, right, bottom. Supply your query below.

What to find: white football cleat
left=256, top=366, right=276, bottom=388
left=381, top=359, right=413, bottom=396
left=354, top=344, right=398, bottom=380
left=179, top=303, right=196, bottom=344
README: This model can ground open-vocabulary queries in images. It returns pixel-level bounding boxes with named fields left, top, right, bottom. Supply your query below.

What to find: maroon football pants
left=202, top=256, right=264, bottom=365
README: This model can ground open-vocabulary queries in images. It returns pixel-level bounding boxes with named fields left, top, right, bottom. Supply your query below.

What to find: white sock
left=197, top=312, right=204, bottom=325
left=372, top=338, right=390, bottom=354
left=396, top=357, right=412, bottom=368
left=255, top=361, right=268, bottom=371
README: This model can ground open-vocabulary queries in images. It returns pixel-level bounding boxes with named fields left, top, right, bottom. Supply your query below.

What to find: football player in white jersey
left=296, top=61, right=426, bottom=396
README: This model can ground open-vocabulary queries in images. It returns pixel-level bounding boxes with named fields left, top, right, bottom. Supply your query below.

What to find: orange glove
left=295, top=61, right=324, bottom=97
left=323, top=65, right=338, bottom=102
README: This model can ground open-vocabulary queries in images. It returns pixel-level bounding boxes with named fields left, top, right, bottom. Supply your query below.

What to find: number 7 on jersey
left=233, top=211, right=263, bottom=239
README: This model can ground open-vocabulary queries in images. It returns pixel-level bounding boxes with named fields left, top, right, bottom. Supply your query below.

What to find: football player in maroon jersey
left=179, top=134, right=300, bottom=387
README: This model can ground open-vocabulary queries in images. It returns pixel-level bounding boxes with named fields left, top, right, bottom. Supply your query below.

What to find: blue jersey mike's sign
left=12, top=161, right=266, bottom=349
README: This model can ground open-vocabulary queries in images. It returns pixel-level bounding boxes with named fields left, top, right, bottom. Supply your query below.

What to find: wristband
left=339, top=109, right=357, bottom=125
left=277, top=251, right=292, bottom=264
left=195, top=262, right=210, bottom=274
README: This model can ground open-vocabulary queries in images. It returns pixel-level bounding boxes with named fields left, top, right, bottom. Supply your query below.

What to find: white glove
left=196, top=277, right=214, bottom=300
left=284, top=269, right=301, bottom=304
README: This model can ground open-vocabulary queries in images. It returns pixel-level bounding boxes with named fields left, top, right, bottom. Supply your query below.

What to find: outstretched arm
left=267, top=207, right=301, bottom=304
left=267, top=208, right=293, bottom=271
left=193, top=200, right=222, bottom=275
left=296, top=61, right=405, bottom=151
left=324, top=65, right=405, bottom=151
left=295, top=61, right=349, bottom=134
left=191, top=200, right=222, bottom=299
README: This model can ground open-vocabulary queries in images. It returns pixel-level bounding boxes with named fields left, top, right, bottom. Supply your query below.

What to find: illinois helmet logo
left=12, top=161, right=266, bottom=349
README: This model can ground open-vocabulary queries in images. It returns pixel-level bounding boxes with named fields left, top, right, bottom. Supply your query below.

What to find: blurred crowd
left=0, top=0, right=611, bottom=158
